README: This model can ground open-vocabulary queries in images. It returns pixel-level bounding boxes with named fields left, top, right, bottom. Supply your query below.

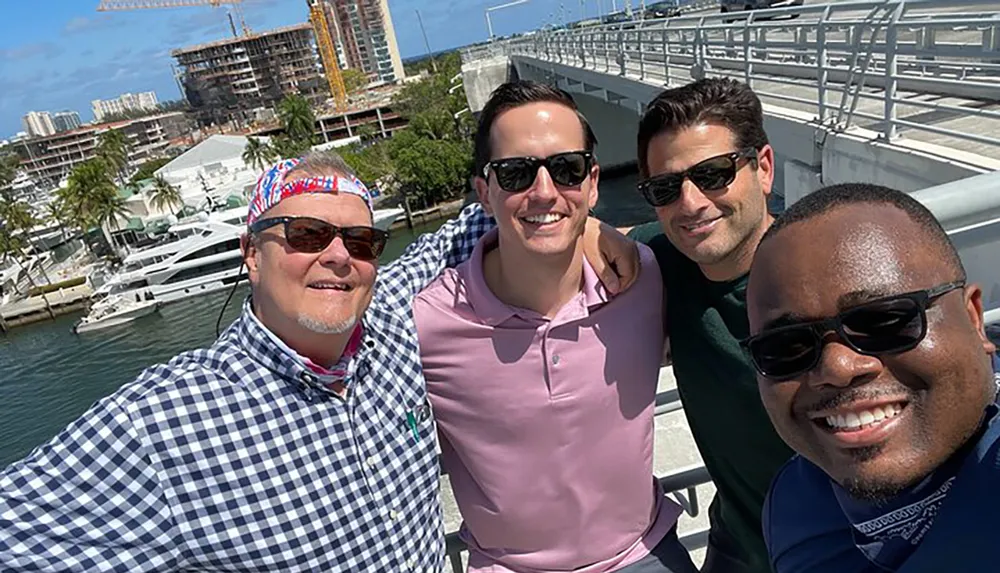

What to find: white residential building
left=91, top=92, right=159, bottom=122
left=22, top=112, right=56, bottom=138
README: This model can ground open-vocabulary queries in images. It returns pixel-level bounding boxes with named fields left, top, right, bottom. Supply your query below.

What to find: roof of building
left=172, top=23, right=313, bottom=56
left=155, top=134, right=268, bottom=176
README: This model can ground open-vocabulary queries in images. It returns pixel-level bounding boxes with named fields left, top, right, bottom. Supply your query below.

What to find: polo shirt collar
left=460, top=229, right=609, bottom=327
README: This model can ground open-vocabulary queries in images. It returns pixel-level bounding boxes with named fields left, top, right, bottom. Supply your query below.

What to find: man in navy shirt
left=743, top=183, right=999, bottom=572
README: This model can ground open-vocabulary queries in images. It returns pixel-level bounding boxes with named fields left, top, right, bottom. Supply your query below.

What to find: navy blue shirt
left=764, top=373, right=1000, bottom=573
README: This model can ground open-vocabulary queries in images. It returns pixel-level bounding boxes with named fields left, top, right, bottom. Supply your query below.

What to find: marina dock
left=0, top=284, right=92, bottom=331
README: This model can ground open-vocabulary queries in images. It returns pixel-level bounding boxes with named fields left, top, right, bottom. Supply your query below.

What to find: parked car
left=644, top=1, right=683, bottom=19
left=720, top=0, right=803, bottom=15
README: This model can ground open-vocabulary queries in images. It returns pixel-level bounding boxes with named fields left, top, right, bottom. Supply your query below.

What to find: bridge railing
left=466, top=0, right=1000, bottom=152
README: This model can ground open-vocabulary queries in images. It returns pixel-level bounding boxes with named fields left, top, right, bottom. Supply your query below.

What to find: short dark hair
left=761, top=183, right=966, bottom=280
left=638, top=78, right=769, bottom=177
left=473, top=80, right=598, bottom=177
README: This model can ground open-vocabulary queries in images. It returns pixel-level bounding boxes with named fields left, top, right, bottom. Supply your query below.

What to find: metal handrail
left=442, top=391, right=714, bottom=571
left=463, top=0, right=1000, bottom=151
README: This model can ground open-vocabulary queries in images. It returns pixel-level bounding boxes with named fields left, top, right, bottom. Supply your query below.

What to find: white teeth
left=682, top=218, right=718, bottom=231
left=824, top=404, right=903, bottom=430
left=523, top=213, right=563, bottom=224
left=311, top=283, right=348, bottom=291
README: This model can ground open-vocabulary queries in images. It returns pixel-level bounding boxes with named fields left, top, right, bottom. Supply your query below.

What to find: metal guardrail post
left=743, top=16, right=755, bottom=88
left=883, top=2, right=906, bottom=140
left=817, top=5, right=832, bottom=122
left=662, top=27, right=670, bottom=85
left=639, top=24, right=646, bottom=80
left=618, top=27, right=627, bottom=76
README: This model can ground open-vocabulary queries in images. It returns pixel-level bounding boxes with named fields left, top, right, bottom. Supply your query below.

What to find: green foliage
left=129, top=157, right=172, bottom=185
left=242, top=136, right=279, bottom=171
left=341, top=51, right=473, bottom=208
left=149, top=176, right=183, bottom=214
left=271, top=135, right=313, bottom=160
left=0, top=146, right=19, bottom=191
left=58, top=159, right=121, bottom=234
left=277, top=94, right=317, bottom=144
left=342, top=68, right=368, bottom=94
left=96, top=129, right=131, bottom=187
left=388, top=130, right=472, bottom=206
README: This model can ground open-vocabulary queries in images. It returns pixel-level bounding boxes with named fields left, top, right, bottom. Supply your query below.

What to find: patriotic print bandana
left=247, top=157, right=374, bottom=226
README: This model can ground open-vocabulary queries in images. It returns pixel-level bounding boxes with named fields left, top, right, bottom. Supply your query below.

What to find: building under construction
left=172, top=23, right=327, bottom=128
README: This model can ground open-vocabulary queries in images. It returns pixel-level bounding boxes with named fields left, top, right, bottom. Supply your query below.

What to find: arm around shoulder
left=376, top=203, right=494, bottom=309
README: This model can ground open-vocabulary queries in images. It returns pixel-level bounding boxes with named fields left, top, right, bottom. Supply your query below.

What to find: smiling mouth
left=307, top=282, right=353, bottom=292
left=679, top=217, right=722, bottom=232
left=816, top=402, right=907, bottom=432
left=521, top=213, right=566, bottom=225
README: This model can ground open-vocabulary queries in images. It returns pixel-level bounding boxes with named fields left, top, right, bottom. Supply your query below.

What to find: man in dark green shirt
left=625, top=78, right=794, bottom=573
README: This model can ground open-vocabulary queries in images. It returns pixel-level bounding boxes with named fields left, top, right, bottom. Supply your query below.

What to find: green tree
left=149, top=176, right=183, bottom=215
left=60, top=159, right=122, bottom=255
left=271, top=135, right=312, bottom=160
left=95, top=195, right=132, bottom=251
left=387, top=129, right=472, bottom=208
left=342, top=68, right=368, bottom=94
left=96, top=129, right=131, bottom=187
left=129, top=157, right=172, bottom=185
left=0, top=146, right=19, bottom=190
left=277, top=94, right=317, bottom=145
left=0, top=198, right=55, bottom=317
left=242, top=136, right=279, bottom=172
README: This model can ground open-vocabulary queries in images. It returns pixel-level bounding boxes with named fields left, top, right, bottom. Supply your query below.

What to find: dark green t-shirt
left=629, top=222, right=793, bottom=573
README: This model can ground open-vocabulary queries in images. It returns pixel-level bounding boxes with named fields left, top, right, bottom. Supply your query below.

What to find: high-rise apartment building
left=323, top=0, right=405, bottom=84
left=52, top=111, right=82, bottom=133
left=91, top=91, right=159, bottom=122
left=172, top=23, right=326, bottom=128
left=21, top=112, right=56, bottom=138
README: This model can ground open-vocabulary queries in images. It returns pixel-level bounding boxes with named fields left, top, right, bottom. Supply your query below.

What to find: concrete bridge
left=446, top=1, right=1000, bottom=569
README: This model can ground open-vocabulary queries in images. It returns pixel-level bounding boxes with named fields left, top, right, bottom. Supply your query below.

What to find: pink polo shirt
left=413, top=230, right=682, bottom=573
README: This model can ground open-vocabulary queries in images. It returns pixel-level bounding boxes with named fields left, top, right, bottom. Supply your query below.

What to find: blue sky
left=0, top=0, right=604, bottom=138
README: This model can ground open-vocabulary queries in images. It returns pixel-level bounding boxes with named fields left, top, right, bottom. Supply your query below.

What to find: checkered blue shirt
left=0, top=204, right=494, bottom=572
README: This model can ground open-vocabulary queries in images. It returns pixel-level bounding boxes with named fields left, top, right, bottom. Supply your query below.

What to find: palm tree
left=149, top=176, right=184, bottom=215
left=277, top=94, right=317, bottom=146
left=97, top=129, right=131, bottom=187
left=62, top=159, right=122, bottom=256
left=242, top=136, right=279, bottom=172
left=95, top=195, right=132, bottom=253
left=0, top=197, right=54, bottom=317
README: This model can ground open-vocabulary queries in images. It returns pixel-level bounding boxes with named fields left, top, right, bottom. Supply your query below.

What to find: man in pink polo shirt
left=413, top=81, right=695, bottom=573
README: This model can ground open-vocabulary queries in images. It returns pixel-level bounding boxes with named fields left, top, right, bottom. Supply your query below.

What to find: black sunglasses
left=637, top=148, right=758, bottom=207
left=483, top=151, right=594, bottom=193
left=249, top=216, right=388, bottom=260
left=742, top=281, right=966, bottom=381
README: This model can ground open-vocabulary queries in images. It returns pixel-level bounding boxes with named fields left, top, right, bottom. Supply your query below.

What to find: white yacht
left=373, top=207, right=404, bottom=231
left=74, top=296, right=159, bottom=334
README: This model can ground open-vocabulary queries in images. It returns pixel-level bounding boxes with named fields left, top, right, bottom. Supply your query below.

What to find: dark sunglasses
left=742, top=281, right=966, bottom=381
left=637, top=148, right=758, bottom=207
left=483, top=151, right=594, bottom=193
left=249, top=216, right=388, bottom=260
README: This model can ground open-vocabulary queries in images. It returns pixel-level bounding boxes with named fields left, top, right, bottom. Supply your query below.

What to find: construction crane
left=96, top=0, right=250, bottom=37
left=307, top=0, right=348, bottom=112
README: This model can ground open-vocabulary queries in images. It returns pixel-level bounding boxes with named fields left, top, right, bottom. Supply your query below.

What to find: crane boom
left=307, top=0, right=348, bottom=112
left=97, top=0, right=241, bottom=10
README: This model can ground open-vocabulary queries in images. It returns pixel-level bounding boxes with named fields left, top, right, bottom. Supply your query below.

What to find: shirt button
left=366, top=456, right=377, bottom=468
left=552, top=355, right=560, bottom=365
left=406, top=558, right=416, bottom=568
left=389, top=509, right=400, bottom=521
